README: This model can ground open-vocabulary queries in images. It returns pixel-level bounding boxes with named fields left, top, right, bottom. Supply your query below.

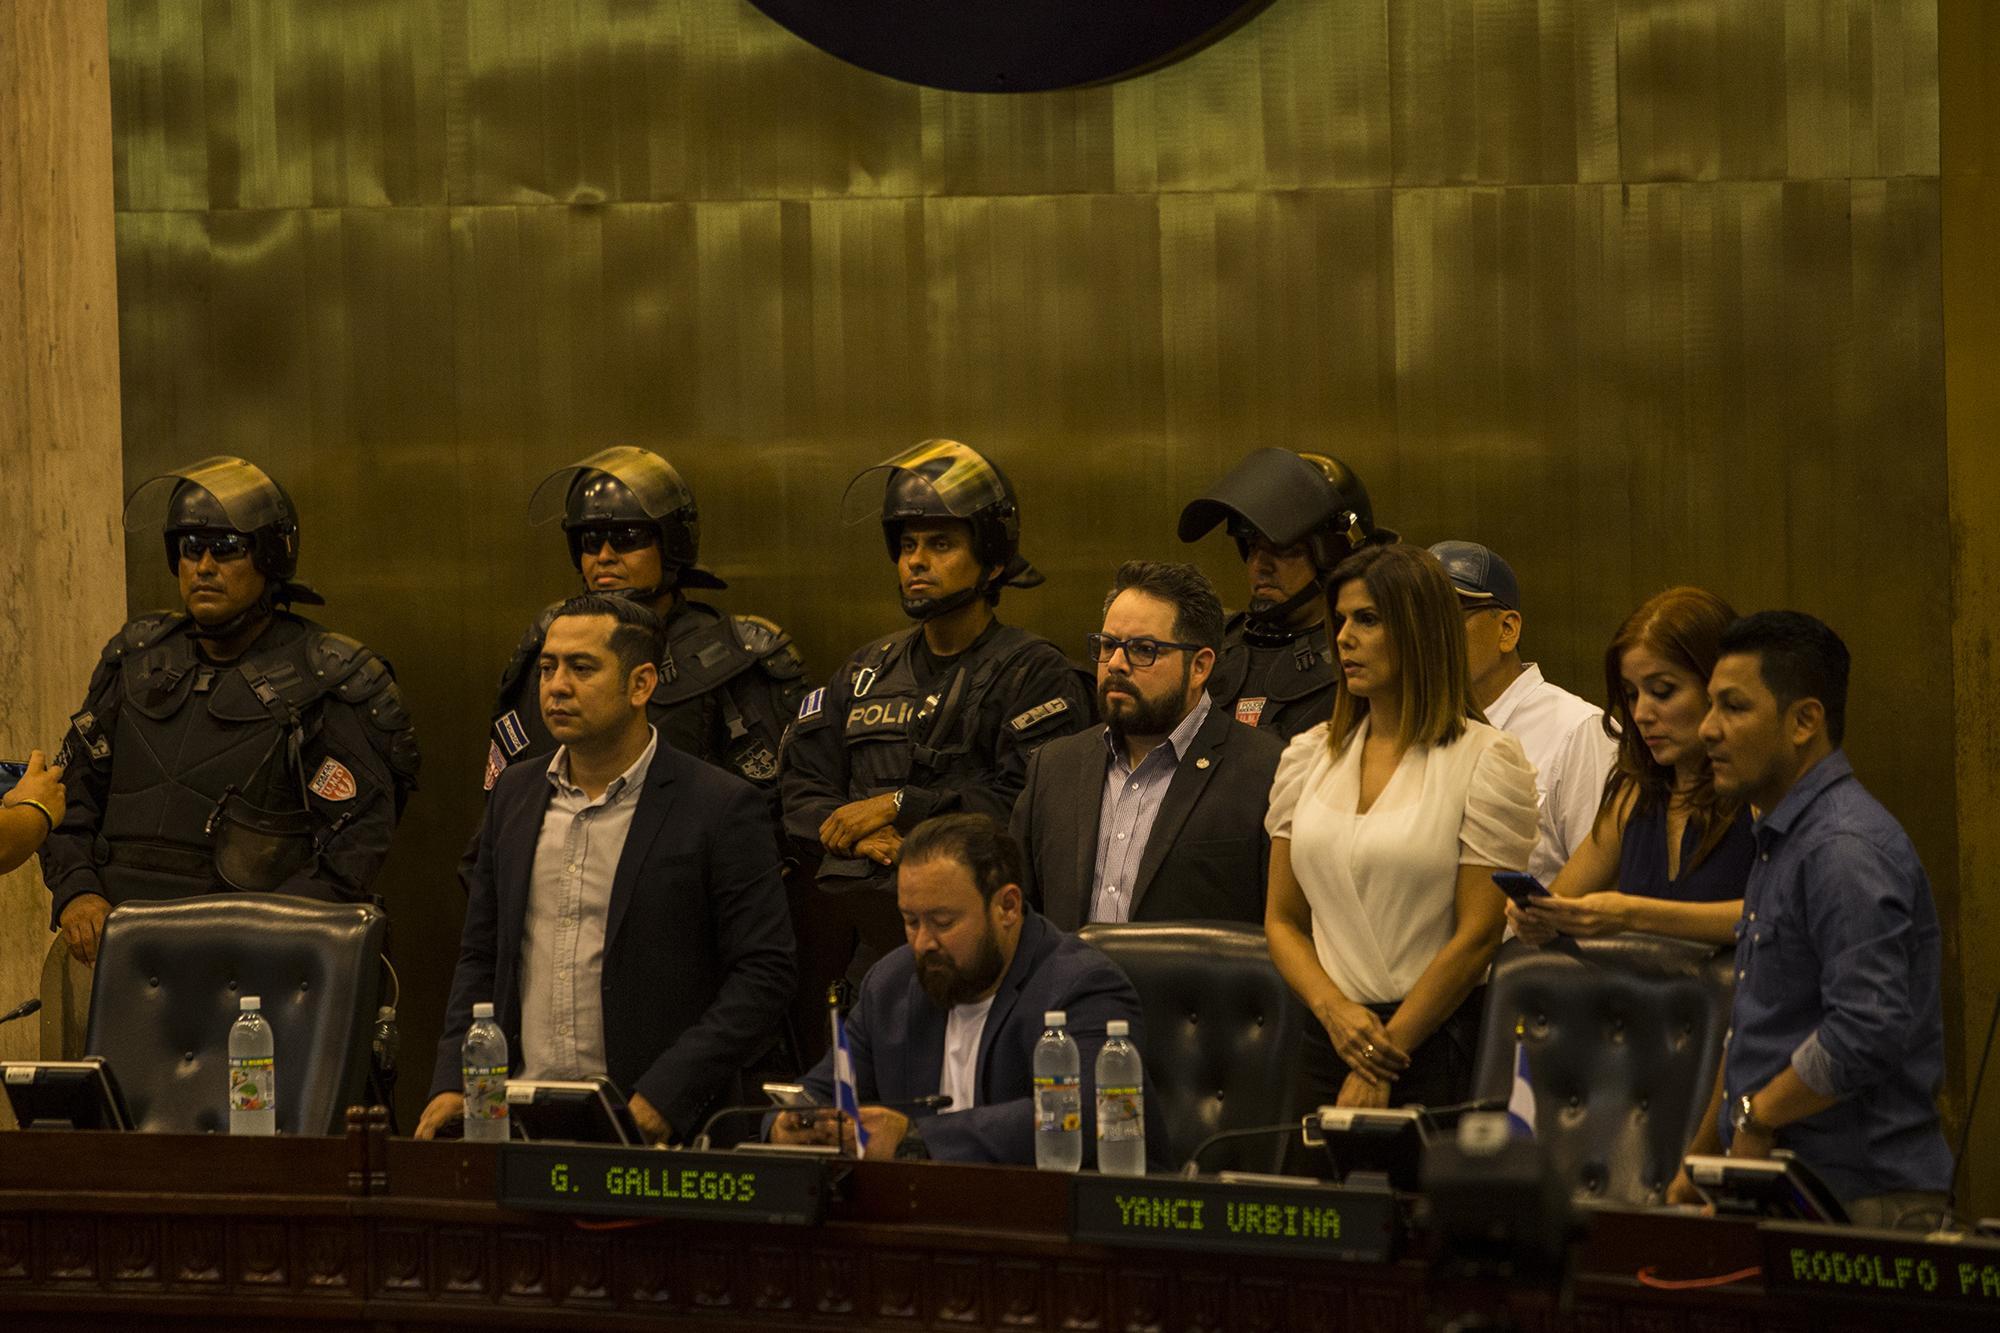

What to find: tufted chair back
left=85, top=894, right=386, bottom=1135
left=1474, top=935, right=1734, bottom=1204
left=1078, top=922, right=1305, bottom=1172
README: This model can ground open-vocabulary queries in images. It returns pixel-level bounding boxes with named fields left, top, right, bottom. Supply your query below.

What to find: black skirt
left=1297, top=987, right=1486, bottom=1113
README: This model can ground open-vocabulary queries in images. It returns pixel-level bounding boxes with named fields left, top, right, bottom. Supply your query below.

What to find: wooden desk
left=0, top=1126, right=1985, bottom=1331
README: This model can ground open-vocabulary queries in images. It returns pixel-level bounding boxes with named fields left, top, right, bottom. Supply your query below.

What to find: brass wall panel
left=107, top=0, right=1966, bottom=1198
left=1941, top=0, right=2000, bottom=1223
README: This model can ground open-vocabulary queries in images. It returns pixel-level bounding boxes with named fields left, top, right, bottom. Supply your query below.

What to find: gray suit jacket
left=1011, top=705, right=1283, bottom=931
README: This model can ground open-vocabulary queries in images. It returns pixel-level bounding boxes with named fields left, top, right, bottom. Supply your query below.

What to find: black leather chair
left=1473, top=934, right=1734, bottom=1205
left=1077, top=922, right=1305, bottom=1173
left=85, top=894, right=388, bottom=1135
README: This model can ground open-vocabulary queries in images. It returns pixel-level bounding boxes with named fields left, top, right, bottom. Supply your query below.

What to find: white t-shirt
left=1484, top=665, right=1618, bottom=885
left=1265, top=717, right=1538, bottom=1004
left=939, top=994, right=997, bottom=1115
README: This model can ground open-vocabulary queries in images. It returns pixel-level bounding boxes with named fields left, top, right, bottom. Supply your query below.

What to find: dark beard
left=1099, top=664, right=1189, bottom=750
left=916, top=927, right=1006, bottom=1008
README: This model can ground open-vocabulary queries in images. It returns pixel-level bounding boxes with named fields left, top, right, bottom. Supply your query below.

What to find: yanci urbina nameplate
left=1072, top=1174, right=1396, bottom=1262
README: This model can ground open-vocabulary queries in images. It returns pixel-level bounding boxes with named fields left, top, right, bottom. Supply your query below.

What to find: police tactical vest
left=1208, top=613, right=1337, bottom=740
left=77, top=614, right=400, bottom=902
left=835, top=623, right=1044, bottom=797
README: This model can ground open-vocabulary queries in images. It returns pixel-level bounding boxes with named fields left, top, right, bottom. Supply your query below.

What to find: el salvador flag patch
left=497, top=710, right=530, bottom=756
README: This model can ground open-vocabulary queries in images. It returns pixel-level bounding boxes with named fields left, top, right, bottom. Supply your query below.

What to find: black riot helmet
left=842, top=439, right=1043, bottom=620
left=1178, top=448, right=1396, bottom=572
left=527, top=446, right=725, bottom=593
left=124, top=455, right=322, bottom=610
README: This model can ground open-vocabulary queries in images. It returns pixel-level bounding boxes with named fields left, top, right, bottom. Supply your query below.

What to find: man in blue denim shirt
left=1669, top=611, right=1951, bottom=1228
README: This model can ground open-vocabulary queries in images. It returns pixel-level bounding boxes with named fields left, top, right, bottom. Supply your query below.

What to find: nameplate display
left=1762, top=1221, right=2000, bottom=1310
left=1072, top=1174, right=1396, bottom=1263
left=497, top=1143, right=829, bottom=1225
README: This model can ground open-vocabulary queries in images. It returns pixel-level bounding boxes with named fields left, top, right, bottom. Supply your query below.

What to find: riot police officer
left=41, top=457, right=421, bottom=963
left=782, top=440, right=1094, bottom=968
left=1177, top=448, right=1397, bottom=741
left=481, top=446, right=806, bottom=798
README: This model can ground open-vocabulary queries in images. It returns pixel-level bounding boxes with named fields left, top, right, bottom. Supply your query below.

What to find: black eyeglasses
left=1086, top=633, right=1204, bottom=669
left=174, top=531, right=252, bottom=563
left=573, top=524, right=656, bottom=555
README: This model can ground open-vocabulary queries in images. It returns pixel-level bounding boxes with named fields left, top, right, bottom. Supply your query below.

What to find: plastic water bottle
left=462, top=1002, right=510, bottom=1143
left=1095, top=1018, right=1146, bottom=1177
left=1033, top=1009, right=1082, bottom=1172
left=228, top=996, right=277, bottom=1135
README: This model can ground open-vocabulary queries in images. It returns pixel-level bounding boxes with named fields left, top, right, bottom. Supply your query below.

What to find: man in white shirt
left=1431, top=541, right=1616, bottom=885
left=418, top=594, right=795, bottom=1144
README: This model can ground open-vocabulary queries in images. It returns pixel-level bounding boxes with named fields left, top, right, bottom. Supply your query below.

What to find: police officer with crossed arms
left=781, top=441, right=1094, bottom=983
left=40, top=457, right=419, bottom=962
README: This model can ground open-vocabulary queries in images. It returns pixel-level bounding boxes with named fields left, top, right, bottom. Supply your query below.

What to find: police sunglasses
left=1086, top=633, right=1204, bottom=669
left=174, top=531, right=252, bottom=562
left=572, top=524, right=656, bottom=555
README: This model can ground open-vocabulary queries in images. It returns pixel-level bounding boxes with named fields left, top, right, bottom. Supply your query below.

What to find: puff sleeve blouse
left=1266, top=716, right=1539, bottom=1005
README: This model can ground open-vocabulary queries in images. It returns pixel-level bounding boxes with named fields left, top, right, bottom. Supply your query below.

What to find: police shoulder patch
left=496, top=709, right=531, bottom=756
left=1008, top=697, right=1071, bottom=734
left=798, top=687, right=826, bottom=721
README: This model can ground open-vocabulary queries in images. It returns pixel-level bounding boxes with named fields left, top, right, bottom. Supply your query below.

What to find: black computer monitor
left=1684, top=1152, right=1849, bottom=1224
left=1303, top=1105, right=1432, bottom=1192
left=504, top=1078, right=642, bottom=1145
left=1, top=1058, right=134, bottom=1131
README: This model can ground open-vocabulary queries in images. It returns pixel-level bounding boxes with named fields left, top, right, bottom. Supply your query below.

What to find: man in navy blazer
left=419, top=594, right=794, bottom=1143
left=771, top=813, right=1164, bottom=1166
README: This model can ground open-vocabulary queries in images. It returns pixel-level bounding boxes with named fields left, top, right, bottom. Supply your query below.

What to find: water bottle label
left=229, top=1056, right=275, bottom=1114
left=1033, top=1074, right=1080, bottom=1133
left=464, top=1064, right=509, bottom=1121
left=1096, top=1085, right=1144, bottom=1142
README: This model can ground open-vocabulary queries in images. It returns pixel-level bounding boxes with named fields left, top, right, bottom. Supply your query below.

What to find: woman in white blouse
left=1265, top=544, right=1540, bottom=1110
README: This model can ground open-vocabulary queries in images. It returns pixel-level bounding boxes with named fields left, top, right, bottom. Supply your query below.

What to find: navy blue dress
left=1617, top=799, right=1754, bottom=902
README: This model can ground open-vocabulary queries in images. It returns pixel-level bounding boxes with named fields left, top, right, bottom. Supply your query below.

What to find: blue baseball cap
left=1428, top=541, right=1520, bottom=612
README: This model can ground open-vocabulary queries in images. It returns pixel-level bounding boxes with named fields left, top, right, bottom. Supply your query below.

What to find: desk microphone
left=0, top=998, right=41, bottom=1026
left=1179, top=1120, right=1306, bottom=1178
left=693, top=1094, right=953, bottom=1151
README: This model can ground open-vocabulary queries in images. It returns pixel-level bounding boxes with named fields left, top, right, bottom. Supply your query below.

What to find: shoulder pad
left=106, top=611, right=186, bottom=661
left=304, top=630, right=402, bottom=710
left=307, top=631, right=372, bottom=688
left=517, top=600, right=565, bottom=657
left=732, top=615, right=805, bottom=680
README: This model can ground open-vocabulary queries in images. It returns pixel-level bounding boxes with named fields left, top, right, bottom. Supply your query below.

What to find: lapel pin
left=1195, top=757, right=1211, bottom=769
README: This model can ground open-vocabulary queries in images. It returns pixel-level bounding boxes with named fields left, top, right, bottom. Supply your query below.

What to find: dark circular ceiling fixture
left=745, top=0, right=1279, bottom=94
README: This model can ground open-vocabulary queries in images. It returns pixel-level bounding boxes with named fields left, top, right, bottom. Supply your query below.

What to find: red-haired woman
left=1509, top=586, right=1753, bottom=947
left=1265, top=545, right=1539, bottom=1110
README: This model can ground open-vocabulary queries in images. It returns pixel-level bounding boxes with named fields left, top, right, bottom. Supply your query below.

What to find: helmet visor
left=124, top=456, right=289, bottom=535
left=528, top=445, right=695, bottom=527
left=840, top=439, right=1009, bottom=528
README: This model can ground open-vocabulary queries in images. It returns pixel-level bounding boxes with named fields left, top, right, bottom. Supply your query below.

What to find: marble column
left=0, top=0, right=127, bottom=1068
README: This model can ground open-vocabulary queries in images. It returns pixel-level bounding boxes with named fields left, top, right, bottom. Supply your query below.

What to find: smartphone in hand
left=1491, top=871, right=1552, bottom=907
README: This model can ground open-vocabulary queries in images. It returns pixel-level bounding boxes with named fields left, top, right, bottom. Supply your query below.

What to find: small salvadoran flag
left=831, top=994, right=869, bottom=1157
left=1507, top=1021, right=1537, bottom=1140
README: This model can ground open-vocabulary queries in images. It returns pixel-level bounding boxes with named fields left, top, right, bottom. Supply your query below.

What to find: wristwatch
left=1731, top=1093, right=1772, bottom=1140
left=891, top=788, right=905, bottom=815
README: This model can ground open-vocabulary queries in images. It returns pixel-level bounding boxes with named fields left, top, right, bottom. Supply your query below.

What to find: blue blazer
left=798, top=910, right=1167, bottom=1166
left=431, top=741, right=795, bottom=1138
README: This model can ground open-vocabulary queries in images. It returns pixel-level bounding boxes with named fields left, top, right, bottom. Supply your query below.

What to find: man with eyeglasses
left=40, top=457, right=420, bottom=963
left=481, top=447, right=807, bottom=801
left=1009, top=561, right=1281, bottom=930
left=1430, top=541, right=1614, bottom=885
left=1178, top=449, right=1398, bottom=742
